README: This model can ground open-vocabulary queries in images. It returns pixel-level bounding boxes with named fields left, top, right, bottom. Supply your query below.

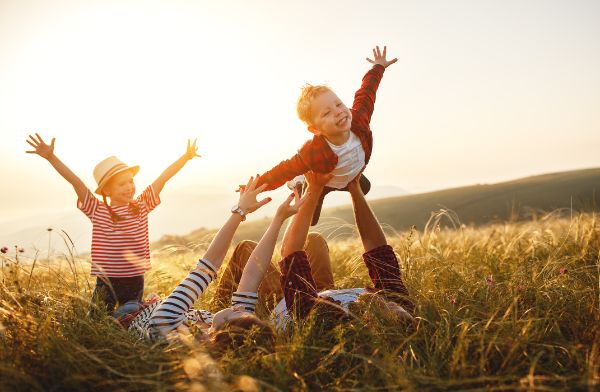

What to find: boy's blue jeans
left=90, top=275, right=144, bottom=316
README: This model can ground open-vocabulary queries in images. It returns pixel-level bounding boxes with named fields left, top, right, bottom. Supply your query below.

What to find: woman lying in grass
left=214, top=171, right=414, bottom=329
left=115, top=176, right=306, bottom=352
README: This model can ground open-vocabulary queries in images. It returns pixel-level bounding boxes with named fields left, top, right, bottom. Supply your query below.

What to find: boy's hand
left=26, top=133, right=55, bottom=160
left=184, top=138, right=201, bottom=161
left=366, top=45, right=397, bottom=69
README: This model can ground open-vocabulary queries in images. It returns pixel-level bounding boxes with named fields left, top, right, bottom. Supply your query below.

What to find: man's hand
left=366, top=45, right=397, bottom=68
left=26, top=133, right=55, bottom=160
left=347, top=166, right=366, bottom=194
left=304, top=171, right=333, bottom=195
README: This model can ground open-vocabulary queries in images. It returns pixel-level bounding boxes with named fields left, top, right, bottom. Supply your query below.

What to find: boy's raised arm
left=352, top=45, right=397, bottom=128
left=366, top=45, right=397, bottom=69
left=152, top=139, right=200, bottom=195
left=26, top=133, right=88, bottom=202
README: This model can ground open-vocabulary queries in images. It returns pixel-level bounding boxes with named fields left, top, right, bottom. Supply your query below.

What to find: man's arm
left=26, top=133, right=88, bottom=202
left=152, top=139, right=200, bottom=195
left=347, top=175, right=414, bottom=313
left=279, top=172, right=332, bottom=319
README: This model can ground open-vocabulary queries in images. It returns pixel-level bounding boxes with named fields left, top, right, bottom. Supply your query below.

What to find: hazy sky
left=1, top=0, right=599, bottom=223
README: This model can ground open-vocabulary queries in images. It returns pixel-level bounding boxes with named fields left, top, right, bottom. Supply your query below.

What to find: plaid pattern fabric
left=258, top=65, right=385, bottom=191
left=279, top=251, right=319, bottom=320
left=363, top=245, right=414, bottom=313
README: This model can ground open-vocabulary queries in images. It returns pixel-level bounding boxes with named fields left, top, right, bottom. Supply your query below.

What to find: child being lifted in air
left=26, top=133, right=200, bottom=315
left=254, top=45, right=397, bottom=225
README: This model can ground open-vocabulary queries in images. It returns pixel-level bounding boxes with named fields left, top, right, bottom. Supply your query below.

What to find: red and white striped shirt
left=78, top=186, right=161, bottom=277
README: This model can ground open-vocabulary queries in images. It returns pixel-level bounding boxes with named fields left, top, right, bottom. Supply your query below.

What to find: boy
left=255, top=45, right=397, bottom=225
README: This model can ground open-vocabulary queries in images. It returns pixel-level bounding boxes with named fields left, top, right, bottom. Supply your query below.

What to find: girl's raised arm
left=151, top=139, right=200, bottom=195
left=26, top=133, right=87, bottom=202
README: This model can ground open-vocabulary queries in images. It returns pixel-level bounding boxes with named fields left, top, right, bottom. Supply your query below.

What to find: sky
left=0, top=0, right=599, bottom=247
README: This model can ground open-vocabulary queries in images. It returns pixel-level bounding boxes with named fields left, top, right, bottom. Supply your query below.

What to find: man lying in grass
left=115, top=176, right=306, bottom=353
left=274, top=170, right=414, bottom=327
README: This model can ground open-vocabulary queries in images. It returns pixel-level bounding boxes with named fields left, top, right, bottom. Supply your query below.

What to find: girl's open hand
left=366, top=45, right=397, bottom=68
left=26, top=133, right=55, bottom=160
left=237, top=175, right=271, bottom=215
left=275, top=189, right=307, bottom=221
left=185, top=138, right=201, bottom=161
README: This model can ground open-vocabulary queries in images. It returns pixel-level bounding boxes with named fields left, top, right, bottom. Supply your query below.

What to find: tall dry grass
left=1, top=212, right=599, bottom=391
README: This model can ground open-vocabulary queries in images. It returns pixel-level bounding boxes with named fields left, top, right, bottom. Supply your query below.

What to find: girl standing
left=26, top=133, right=200, bottom=314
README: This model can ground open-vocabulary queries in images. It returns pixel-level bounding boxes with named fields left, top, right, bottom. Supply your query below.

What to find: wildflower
left=559, top=267, right=567, bottom=275
left=0, top=246, right=7, bottom=254
left=485, top=276, right=495, bottom=287
left=451, top=297, right=457, bottom=305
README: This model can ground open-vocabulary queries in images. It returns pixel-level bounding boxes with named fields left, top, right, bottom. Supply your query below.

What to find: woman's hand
left=237, top=175, right=271, bottom=215
left=26, top=133, right=55, bottom=160
left=274, top=189, right=307, bottom=222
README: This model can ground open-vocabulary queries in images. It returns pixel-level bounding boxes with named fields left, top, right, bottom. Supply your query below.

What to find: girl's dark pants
left=90, top=275, right=144, bottom=315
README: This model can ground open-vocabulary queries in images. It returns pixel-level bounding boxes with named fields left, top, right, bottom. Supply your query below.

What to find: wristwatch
left=231, top=205, right=246, bottom=221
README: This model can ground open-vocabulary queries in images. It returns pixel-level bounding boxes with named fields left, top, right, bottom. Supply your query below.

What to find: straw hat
left=93, top=156, right=140, bottom=195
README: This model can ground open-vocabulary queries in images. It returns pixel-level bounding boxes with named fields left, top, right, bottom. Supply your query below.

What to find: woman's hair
left=208, top=315, right=275, bottom=356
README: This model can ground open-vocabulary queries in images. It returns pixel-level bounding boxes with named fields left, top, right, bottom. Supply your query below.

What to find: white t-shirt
left=271, top=288, right=366, bottom=330
left=325, top=132, right=366, bottom=189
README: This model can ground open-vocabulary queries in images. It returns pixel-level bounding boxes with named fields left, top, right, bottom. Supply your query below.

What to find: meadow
left=1, top=211, right=599, bottom=391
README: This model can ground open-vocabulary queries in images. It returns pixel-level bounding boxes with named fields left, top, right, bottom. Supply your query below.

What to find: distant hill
left=153, top=168, right=600, bottom=249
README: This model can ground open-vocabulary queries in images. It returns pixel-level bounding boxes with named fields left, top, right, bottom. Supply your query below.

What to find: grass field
left=152, top=168, right=600, bottom=249
left=1, top=212, right=599, bottom=391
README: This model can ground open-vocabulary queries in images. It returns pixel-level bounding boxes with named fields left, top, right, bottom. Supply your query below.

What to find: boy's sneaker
left=287, top=175, right=306, bottom=195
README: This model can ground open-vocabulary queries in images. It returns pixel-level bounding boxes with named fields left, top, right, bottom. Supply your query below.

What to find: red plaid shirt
left=279, top=245, right=413, bottom=320
left=258, top=64, right=385, bottom=190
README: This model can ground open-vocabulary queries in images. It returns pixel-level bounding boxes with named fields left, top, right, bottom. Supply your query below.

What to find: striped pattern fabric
left=258, top=64, right=385, bottom=191
left=129, top=258, right=217, bottom=340
left=127, top=260, right=260, bottom=340
left=231, top=291, right=258, bottom=312
left=78, top=185, right=160, bottom=277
